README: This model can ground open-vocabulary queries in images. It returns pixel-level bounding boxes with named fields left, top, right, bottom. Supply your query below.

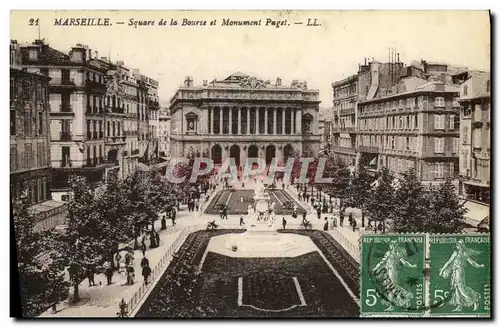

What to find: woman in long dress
left=372, top=240, right=417, bottom=311
left=439, top=240, right=484, bottom=312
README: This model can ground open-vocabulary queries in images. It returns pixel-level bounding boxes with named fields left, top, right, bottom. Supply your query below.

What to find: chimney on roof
left=184, top=76, right=193, bottom=87
left=70, top=44, right=86, bottom=63
left=276, top=77, right=282, bottom=86
left=364, top=58, right=367, bottom=65
left=397, top=53, right=400, bottom=62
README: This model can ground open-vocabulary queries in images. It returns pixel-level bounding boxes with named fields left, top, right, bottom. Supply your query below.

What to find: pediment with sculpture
left=239, top=76, right=270, bottom=89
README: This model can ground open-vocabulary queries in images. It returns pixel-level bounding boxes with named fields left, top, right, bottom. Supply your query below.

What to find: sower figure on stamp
left=372, top=240, right=417, bottom=311
left=439, top=240, right=484, bottom=312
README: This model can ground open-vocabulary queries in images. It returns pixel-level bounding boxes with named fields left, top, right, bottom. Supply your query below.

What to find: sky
left=10, top=10, right=490, bottom=111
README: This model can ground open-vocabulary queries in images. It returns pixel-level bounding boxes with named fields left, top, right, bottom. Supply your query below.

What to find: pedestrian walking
left=86, top=263, right=96, bottom=287
left=172, top=215, right=176, bottom=226
left=155, top=232, right=160, bottom=247
left=323, top=217, right=329, bottom=231
left=196, top=202, right=199, bottom=211
left=352, top=219, right=357, bottom=232
left=140, top=242, right=147, bottom=256
left=240, top=216, right=245, bottom=226
left=142, top=263, right=152, bottom=285
left=317, top=208, right=321, bottom=220
left=282, top=217, right=287, bottom=230
left=119, top=261, right=127, bottom=284
left=126, top=265, right=135, bottom=285
left=340, top=215, right=344, bottom=227
left=114, top=252, right=122, bottom=270
left=103, top=260, right=113, bottom=285
left=125, top=251, right=131, bottom=266
left=141, top=255, right=150, bottom=268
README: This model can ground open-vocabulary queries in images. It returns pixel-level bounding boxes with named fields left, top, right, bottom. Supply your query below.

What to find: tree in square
left=392, top=168, right=432, bottom=233
left=12, top=192, right=69, bottom=317
left=425, top=177, right=466, bottom=234
left=346, top=165, right=375, bottom=227
left=55, top=176, right=106, bottom=302
left=365, top=167, right=395, bottom=233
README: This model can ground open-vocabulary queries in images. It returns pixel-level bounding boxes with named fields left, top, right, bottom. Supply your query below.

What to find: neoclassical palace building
left=169, top=72, right=321, bottom=166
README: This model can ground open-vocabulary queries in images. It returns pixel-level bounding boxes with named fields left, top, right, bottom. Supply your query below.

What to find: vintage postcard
left=9, top=10, right=491, bottom=319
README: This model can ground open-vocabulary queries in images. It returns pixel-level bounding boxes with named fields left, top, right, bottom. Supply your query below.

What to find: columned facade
left=205, top=106, right=302, bottom=136
left=169, top=73, right=321, bottom=165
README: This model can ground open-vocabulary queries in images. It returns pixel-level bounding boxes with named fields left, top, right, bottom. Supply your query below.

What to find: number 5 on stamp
left=429, top=234, right=491, bottom=317
left=360, top=234, right=426, bottom=317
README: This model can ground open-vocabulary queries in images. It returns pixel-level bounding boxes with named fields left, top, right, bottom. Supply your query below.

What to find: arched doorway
left=265, top=144, right=276, bottom=165
left=283, top=144, right=294, bottom=161
left=247, top=145, right=259, bottom=168
left=229, top=144, right=240, bottom=167
left=211, top=144, right=222, bottom=165
left=248, top=144, right=259, bottom=159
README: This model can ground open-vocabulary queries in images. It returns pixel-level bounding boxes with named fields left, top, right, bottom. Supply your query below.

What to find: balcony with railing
left=49, top=78, right=75, bottom=87
left=85, top=80, right=106, bottom=92
left=59, top=159, right=72, bottom=168
left=60, top=132, right=72, bottom=141
left=85, top=157, right=105, bottom=167
left=51, top=104, right=74, bottom=116
left=359, top=145, right=379, bottom=153
left=106, top=106, right=125, bottom=114
left=105, top=135, right=126, bottom=145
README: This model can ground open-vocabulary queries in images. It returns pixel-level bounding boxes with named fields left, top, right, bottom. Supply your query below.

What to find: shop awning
left=462, top=200, right=490, bottom=228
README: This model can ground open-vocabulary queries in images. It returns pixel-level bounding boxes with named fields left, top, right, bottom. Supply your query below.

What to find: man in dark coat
left=142, top=263, right=152, bottom=285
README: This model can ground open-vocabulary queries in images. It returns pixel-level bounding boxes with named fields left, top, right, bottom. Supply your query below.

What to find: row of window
left=11, top=176, right=50, bottom=205
left=334, top=100, right=356, bottom=111
left=384, top=157, right=415, bottom=174
left=359, top=96, right=459, bottom=114
left=10, top=143, right=48, bottom=172
left=360, top=135, right=418, bottom=152
left=333, top=83, right=357, bottom=99
left=462, top=80, right=490, bottom=96
left=359, top=114, right=419, bottom=131
left=333, top=115, right=356, bottom=130
left=10, top=109, right=45, bottom=137
left=462, top=126, right=490, bottom=149
left=359, top=135, right=459, bottom=154
left=10, top=79, right=48, bottom=103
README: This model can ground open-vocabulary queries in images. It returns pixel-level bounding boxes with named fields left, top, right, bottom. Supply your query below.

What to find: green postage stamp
left=429, top=234, right=491, bottom=317
left=361, top=233, right=491, bottom=317
left=360, top=234, right=426, bottom=317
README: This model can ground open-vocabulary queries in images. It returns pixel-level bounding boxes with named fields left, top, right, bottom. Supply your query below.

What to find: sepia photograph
left=9, top=9, right=491, bottom=319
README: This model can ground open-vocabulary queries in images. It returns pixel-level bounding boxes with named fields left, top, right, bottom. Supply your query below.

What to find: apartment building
left=457, top=71, right=491, bottom=201
left=10, top=40, right=67, bottom=230
left=158, top=107, right=171, bottom=157
left=19, top=40, right=117, bottom=199
left=331, top=75, right=358, bottom=165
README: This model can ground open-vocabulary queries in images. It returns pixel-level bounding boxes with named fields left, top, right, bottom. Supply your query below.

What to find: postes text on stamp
left=361, top=234, right=426, bottom=316
left=429, top=234, right=491, bottom=317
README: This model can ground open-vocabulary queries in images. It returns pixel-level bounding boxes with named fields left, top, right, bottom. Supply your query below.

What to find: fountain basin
left=205, top=232, right=318, bottom=258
